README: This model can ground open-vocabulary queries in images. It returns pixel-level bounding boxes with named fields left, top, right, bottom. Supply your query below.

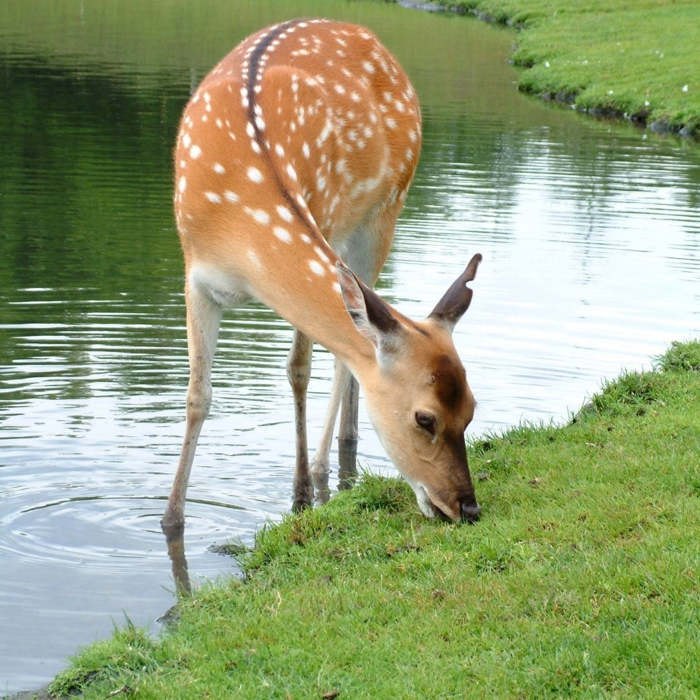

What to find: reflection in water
left=0, top=0, right=699, bottom=694
left=163, top=525, right=192, bottom=597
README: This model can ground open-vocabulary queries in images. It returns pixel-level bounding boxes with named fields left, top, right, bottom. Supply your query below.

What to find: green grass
left=50, top=341, right=699, bottom=698
left=437, top=0, right=700, bottom=136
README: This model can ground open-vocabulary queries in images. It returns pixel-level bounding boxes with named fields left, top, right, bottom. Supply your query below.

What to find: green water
left=1, top=0, right=698, bottom=692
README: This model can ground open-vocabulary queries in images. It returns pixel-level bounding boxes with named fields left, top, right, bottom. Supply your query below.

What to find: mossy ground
left=436, top=0, right=700, bottom=136
left=47, top=341, right=699, bottom=698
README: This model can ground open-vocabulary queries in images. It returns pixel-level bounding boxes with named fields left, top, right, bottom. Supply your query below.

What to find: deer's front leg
left=162, top=279, right=221, bottom=532
left=287, top=330, right=313, bottom=510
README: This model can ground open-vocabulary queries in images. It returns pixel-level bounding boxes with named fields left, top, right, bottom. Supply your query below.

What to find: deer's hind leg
left=310, top=359, right=351, bottom=501
left=330, top=201, right=405, bottom=486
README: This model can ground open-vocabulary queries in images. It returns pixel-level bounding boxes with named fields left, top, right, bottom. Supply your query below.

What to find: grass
left=434, top=0, right=700, bottom=136
left=49, top=340, right=699, bottom=698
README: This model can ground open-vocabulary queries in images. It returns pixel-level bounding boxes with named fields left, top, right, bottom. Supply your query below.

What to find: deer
left=162, top=18, right=483, bottom=535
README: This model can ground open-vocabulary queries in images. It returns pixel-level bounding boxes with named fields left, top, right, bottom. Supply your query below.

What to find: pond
left=0, top=0, right=698, bottom=693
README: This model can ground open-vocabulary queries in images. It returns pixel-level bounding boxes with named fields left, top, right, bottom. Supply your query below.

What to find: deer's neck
left=244, top=246, right=375, bottom=374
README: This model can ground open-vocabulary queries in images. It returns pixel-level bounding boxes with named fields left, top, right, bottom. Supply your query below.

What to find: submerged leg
left=338, top=375, right=359, bottom=489
left=162, top=280, right=222, bottom=532
left=287, top=329, right=314, bottom=510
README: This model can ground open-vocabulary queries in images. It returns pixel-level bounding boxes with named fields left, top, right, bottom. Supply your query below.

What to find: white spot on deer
left=204, top=191, right=221, bottom=203
left=317, top=120, right=332, bottom=146
left=301, top=233, right=312, bottom=244
left=247, top=166, right=264, bottom=183
left=247, top=249, right=262, bottom=269
left=224, top=190, right=239, bottom=203
left=255, top=116, right=266, bottom=131
left=333, top=282, right=342, bottom=294
left=362, top=61, right=375, bottom=74
left=189, top=144, right=202, bottom=159
left=273, top=226, right=292, bottom=243
left=309, top=260, right=325, bottom=276
left=178, top=175, right=187, bottom=193
left=286, top=163, right=298, bottom=181
left=385, top=117, right=397, bottom=129
left=314, top=246, right=330, bottom=263
left=250, top=140, right=261, bottom=154
left=276, top=205, right=293, bottom=222
left=213, top=163, right=226, bottom=174
left=246, top=122, right=255, bottom=138
left=275, top=143, right=285, bottom=157
left=244, top=207, right=270, bottom=225
left=182, top=133, right=191, bottom=148
left=302, top=142, right=310, bottom=159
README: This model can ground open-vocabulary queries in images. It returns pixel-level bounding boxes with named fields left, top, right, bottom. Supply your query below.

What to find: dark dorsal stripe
left=246, top=19, right=321, bottom=242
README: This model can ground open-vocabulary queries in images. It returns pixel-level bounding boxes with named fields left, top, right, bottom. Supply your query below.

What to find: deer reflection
left=161, top=442, right=358, bottom=601
left=162, top=522, right=192, bottom=598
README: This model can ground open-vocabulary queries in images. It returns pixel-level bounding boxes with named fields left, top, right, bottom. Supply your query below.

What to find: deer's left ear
left=428, top=254, right=482, bottom=332
left=337, top=262, right=402, bottom=354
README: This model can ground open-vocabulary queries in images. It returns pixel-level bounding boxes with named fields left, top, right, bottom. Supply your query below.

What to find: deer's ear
left=336, top=262, right=401, bottom=353
left=428, top=254, right=482, bottom=332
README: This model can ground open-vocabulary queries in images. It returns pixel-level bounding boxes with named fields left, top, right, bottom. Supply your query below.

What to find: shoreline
left=398, top=0, right=699, bottom=139
left=45, top=340, right=700, bottom=697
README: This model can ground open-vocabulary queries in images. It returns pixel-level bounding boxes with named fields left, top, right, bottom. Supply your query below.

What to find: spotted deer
left=162, top=18, right=483, bottom=532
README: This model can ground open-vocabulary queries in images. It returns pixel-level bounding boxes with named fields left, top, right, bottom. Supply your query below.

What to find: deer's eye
left=415, top=411, right=436, bottom=436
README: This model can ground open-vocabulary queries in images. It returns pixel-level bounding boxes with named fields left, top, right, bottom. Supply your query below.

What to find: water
left=1, top=0, right=698, bottom=693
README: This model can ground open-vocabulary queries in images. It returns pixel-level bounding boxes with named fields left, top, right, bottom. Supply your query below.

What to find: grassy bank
left=49, top=341, right=699, bottom=698
left=434, top=0, right=700, bottom=137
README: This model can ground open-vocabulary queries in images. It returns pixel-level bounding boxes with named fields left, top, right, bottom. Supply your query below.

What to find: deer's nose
left=460, top=500, right=481, bottom=524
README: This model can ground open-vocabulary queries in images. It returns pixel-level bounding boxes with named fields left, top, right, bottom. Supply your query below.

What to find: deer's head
left=338, top=254, right=482, bottom=523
